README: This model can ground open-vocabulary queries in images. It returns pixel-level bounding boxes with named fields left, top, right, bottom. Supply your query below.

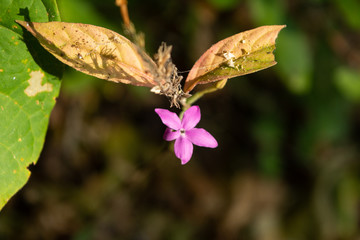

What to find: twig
left=115, top=0, right=145, bottom=49
left=115, top=0, right=130, bottom=28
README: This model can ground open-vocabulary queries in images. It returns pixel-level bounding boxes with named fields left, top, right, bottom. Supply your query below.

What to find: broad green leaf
left=184, top=25, right=285, bottom=92
left=16, top=21, right=159, bottom=88
left=0, top=0, right=62, bottom=210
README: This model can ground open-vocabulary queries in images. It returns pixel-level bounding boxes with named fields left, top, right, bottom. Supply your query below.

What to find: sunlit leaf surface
left=0, top=0, right=62, bottom=210
left=16, top=21, right=159, bottom=87
left=184, top=25, right=285, bottom=92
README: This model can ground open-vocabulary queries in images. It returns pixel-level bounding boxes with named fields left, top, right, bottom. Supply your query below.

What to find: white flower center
left=180, top=128, right=186, bottom=136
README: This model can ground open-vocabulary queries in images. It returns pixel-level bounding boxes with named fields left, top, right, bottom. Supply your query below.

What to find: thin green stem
left=179, top=81, right=226, bottom=119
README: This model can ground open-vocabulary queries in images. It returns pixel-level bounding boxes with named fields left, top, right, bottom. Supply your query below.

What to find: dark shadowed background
left=1, top=0, right=360, bottom=239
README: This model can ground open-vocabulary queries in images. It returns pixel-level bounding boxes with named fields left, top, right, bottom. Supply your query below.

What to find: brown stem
left=115, top=0, right=145, bottom=49
left=115, top=0, right=130, bottom=28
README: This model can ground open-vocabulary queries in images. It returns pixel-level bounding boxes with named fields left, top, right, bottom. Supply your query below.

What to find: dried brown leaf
left=16, top=21, right=158, bottom=87
left=184, top=25, right=286, bottom=92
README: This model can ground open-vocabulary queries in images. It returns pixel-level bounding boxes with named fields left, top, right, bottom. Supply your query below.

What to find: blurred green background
left=1, top=0, right=360, bottom=239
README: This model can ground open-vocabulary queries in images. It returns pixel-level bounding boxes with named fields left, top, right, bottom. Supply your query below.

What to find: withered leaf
left=16, top=21, right=159, bottom=87
left=184, top=25, right=286, bottom=92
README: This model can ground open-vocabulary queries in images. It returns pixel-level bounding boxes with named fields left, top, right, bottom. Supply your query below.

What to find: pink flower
left=155, top=105, right=218, bottom=165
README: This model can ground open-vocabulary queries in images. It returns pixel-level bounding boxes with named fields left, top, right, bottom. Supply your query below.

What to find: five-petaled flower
left=155, top=105, right=218, bottom=165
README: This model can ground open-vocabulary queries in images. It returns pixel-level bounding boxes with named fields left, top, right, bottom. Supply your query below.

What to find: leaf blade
left=0, top=0, right=62, bottom=210
left=16, top=21, right=158, bottom=87
left=184, top=25, right=286, bottom=92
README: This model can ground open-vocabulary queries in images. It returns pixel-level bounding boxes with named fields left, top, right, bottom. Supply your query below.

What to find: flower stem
left=179, top=79, right=228, bottom=118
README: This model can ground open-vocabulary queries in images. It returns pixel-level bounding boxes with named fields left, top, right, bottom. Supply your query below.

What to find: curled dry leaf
left=16, top=21, right=158, bottom=87
left=184, top=25, right=286, bottom=93
left=16, top=21, right=186, bottom=107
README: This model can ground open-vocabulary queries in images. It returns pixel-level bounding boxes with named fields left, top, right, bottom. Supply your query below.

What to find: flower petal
left=163, top=128, right=180, bottom=141
left=186, top=128, right=218, bottom=148
left=181, top=105, right=201, bottom=130
left=155, top=108, right=181, bottom=130
left=174, top=137, right=193, bottom=165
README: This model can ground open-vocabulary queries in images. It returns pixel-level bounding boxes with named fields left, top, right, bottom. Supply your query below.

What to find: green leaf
left=248, top=0, right=286, bottom=26
left=334, top=66, right=360, bottom=101
left=275, top=28, right=312, bottom=94
left=334, top=0, right=360, bottom=30
left=0, top=0, right=62, bottom=210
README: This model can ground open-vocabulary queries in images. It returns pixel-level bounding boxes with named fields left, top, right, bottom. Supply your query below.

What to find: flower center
left=180, top=128, right=185, bottom=136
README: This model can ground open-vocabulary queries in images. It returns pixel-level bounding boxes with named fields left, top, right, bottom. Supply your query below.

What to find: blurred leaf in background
left=276, top=28, right=313, bottom=94
left=334, top=0, right=360, bottom=30
left=335, top=67, right=360, bottom=101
